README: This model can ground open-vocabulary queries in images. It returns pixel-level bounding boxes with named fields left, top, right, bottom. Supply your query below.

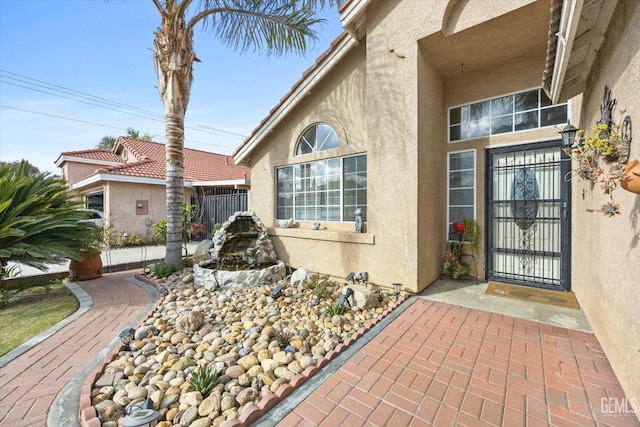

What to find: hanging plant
left=564, top=112, right=631, bottom=216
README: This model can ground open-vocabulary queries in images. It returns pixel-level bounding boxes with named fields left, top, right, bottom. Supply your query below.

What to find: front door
left=486, top=140, right=571, bottom=291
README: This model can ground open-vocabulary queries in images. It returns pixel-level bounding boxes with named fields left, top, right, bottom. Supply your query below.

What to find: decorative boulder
left=290, top=268, right=311, bottom=288
left=343, top=285, right=377, bottom=310
left=175, top=311, right=204, bottom=333
left=192, top=239, right=214, bottom=264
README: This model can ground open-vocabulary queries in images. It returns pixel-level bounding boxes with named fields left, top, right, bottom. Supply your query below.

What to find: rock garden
left=86, top=212, right=404, bottom=427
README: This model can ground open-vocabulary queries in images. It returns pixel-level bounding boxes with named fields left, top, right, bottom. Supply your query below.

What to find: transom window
left=276, top=154, right=367, bottom=222
left=295, top=123, right=339, bottom=155
left=449, top=88, right=568, bottom=142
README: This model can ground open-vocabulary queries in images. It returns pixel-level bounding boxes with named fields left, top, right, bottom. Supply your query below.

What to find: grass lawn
left=0, top=279, right=78, bottom=356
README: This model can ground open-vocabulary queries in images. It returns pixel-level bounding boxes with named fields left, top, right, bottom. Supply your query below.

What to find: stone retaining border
left=78, top=274, right=410, bottom=427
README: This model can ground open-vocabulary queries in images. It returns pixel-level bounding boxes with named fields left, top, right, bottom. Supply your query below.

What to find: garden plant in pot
left=69, top=218, right=105, bottom=281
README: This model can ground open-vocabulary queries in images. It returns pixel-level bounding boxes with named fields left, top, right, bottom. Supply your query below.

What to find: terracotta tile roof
left=58, top=148, right=123, bottom=163
left=541, top=0, right=563, bottom=97
left=66, top=137, right=249, bottom=183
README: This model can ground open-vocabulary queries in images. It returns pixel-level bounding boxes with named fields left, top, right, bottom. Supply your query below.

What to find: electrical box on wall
left=136, top=200, right=148, bottom=215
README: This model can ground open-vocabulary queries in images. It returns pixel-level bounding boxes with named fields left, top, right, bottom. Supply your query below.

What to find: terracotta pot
left=620, top=160, right=640, bottom=194
left=452, top=222, right=466, bottom=233
left=69, top=254, right=103, bottom=281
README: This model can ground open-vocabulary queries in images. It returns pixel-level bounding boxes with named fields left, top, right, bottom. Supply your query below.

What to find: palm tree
left=0, top=162, right=102, bottom=277
left=150, top=0, right=338, bottom=268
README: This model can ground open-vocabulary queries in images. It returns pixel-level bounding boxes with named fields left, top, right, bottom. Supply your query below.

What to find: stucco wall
left=568, top=0, right=640, bottom=406
left=103, top=182, right=167, bottom=240
left=61, top=161, right=102, bottom=185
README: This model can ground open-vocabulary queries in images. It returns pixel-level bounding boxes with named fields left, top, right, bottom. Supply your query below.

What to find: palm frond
left=189, top=0, right=332, bottom=56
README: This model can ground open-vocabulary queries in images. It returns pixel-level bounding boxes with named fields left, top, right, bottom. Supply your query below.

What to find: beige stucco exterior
left=565, top=0, right=640, bottom=406
left=237, top=0, right=638, bottom=410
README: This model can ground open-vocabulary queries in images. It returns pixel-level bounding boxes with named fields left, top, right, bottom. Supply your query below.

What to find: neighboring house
left=56, top=137, right=250, bottom=239
left=234, top=0, right=639, bottom=406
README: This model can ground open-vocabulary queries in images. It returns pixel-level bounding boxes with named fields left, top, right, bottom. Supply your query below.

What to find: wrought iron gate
left=486, top=141, right=571, bottom=291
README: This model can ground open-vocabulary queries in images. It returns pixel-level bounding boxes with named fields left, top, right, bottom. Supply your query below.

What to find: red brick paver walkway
left=280, top=298, right=639, bottom=426
left=0, top=272, right=148, bottom=427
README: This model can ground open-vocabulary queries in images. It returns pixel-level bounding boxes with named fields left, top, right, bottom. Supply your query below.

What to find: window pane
left=450, top=107, right=462, bottom=125
left=540, top=105, right=567, bottom=126
left=491, top=96, right=513, bottom=116
left=295, top=123, right=339, bottom=155
left=469, top=101, right=490, bottom=121
left=515, top=90, right=538, bottom=112
left=449, top=188, right=474, bottom=205
left=468, top=119, right=490, bottom=138
left=491, top=115, right=513, bottom=135
left=515, top=111, right=538, bottom=131
left=450, top=125, right=461, bottom=141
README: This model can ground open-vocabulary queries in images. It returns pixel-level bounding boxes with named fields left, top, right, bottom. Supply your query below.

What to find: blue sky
left=0, top=0, right=344, bottom=173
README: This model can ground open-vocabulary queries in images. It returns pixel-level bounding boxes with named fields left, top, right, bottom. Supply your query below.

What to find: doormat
left=485, top=282, right=580, bottom=310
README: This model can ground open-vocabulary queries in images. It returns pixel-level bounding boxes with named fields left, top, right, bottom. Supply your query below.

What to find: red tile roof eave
left=233, top=30, right=350, bottom=158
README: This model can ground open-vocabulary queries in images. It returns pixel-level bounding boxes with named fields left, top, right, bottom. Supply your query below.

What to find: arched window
left=295, top=123, right=339, bottom=155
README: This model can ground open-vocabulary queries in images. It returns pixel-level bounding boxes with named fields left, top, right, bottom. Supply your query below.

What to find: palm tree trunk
left=154, top=2, right=196, bottom=269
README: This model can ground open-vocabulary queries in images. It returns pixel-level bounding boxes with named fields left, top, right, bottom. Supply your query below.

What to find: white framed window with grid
left=276, top=154, right=366, bottom=222
left=448, top=88, right=568, bottom=142
left=447, top=150, right=476, bottom=234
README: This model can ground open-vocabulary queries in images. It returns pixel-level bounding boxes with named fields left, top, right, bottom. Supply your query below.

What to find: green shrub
left=153, top=263, right=177, bottom=278
left=326, top=302, right=344, bottom=316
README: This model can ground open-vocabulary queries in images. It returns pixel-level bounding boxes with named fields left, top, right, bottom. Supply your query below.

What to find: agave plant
left=188, top=365, right=220, bottom=397
left=271, top=326, right=293, bottom=348
left=0, top=162, right=102, bottom=276
left=326, top=302, right=344, bottom=316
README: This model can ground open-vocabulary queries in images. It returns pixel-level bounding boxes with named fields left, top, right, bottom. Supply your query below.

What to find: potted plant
left=443, top=242, right=469, bottom=279
left=452, top=221, right=466, bottom=233
left=69, top=216, right=105, bottom=281
left=461, top=218, right=480, bottom=251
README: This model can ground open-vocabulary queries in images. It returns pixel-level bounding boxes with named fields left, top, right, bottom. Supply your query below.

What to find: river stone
left=225, top=365, right=245, bottom=379
left=180, top=406, right=199, bottom=425
left=170, top=332, right=188, bottom=345
left=175, top=311, right=204, bottom=333
left=180, top=391, right=203, bottom=407
left=220, top=395, right=236, bottom=412
left=198, top=392, right=221, bottom=417
left=235, top=387, right=258, bottom=406
left=127, top=386, right=147, bottom=400
left=170, top=357, right=196, bottom=372
left=237, top=354, right=259, bottom=370
left=190, top=418, right=212, bottom=427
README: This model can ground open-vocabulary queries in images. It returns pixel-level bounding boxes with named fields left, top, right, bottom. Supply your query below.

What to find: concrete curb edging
left=0, top=281, right=93, bottom=368
left=64, top=277, right=162, bottom=427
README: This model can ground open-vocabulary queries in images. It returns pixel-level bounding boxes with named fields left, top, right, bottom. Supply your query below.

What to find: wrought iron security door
left=486, top=141, right=571, bottom=290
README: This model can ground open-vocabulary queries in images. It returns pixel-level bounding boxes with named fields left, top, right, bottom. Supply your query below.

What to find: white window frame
left=448, top=87, right=568, bottom=143
left=447, top=149, right=476, bottom=239
left=275, top=154, right=366, bottom=222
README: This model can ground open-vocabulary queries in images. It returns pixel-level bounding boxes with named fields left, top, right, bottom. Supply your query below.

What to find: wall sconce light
left=137, top=201, right=144, bottom=208
left=119, top=327, right=135, bottom=351
left=392, top=283, right=402, bottom=301
left=559, top=121, right=578, bottom=147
